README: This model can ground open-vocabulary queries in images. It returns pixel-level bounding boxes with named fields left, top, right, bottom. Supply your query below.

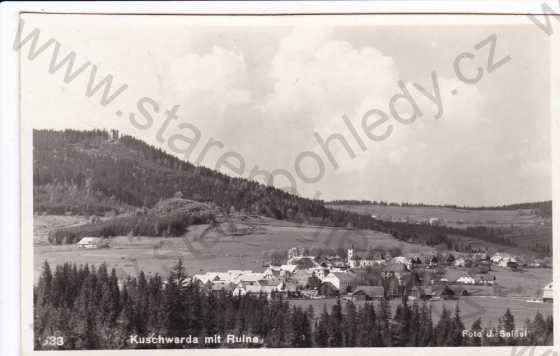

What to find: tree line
left=34, top=260, right=552, bottom=350
left=47, top=213, right=216, bottom=244
left=328, top=200, right=552, bottom=216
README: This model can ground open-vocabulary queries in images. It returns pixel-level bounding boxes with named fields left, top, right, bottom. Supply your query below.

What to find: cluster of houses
left=189, top=246, right=541, bottom=300
left=490, top=252, right=519, bottom=268
left=76, top=238, right=551, bottom=303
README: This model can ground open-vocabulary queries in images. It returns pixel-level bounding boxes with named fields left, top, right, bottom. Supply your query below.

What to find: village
left=183, top=246, right=553, bottom=303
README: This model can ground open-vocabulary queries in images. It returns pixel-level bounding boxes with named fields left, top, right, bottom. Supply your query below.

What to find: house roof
left=238, top=273, right=264, bottom=282
left=259, top=279, right=281, bottom=287
left=326, top=272, right=357, bottom=283
left=280, top=264, right=298, bottom=273
left=77, top=237, right=103, bottom=244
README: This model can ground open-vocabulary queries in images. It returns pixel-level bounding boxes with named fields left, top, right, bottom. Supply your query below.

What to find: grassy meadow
left=33, top=214, right=436, bottom=282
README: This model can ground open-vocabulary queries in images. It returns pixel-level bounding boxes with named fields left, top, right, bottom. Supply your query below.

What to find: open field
left=327, top=204, right=550, bottom=229
left=443, top=266, right=552, bottom=297
left=33, top=214, right=89, bottom=244
left=327, top=204, right=552, bottom=252
left=34, top=215, right=436, bottom=282
left=289, top=296, right=553, bottom=327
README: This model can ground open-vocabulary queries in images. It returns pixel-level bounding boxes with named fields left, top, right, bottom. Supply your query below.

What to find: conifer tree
left=329, top=299, right=344, bottom=347
left=468, top=318, right=482, bottom=346
left=343, top=300, right=357, bottom=346
left=315, top=306, right=330, bottom=347
left=433, top=306, right=451, bottom=346
left=447, top=304, right=464, bottom=346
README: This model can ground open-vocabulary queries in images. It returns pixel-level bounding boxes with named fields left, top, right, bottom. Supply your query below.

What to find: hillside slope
left=33, top=129, right=376, bottom=229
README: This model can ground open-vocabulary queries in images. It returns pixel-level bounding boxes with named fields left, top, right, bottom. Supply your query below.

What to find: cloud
left=138, top=25, right=549, bottom=204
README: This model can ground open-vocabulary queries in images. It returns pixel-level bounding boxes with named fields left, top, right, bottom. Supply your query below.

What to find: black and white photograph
left=2, top=2, right=559, bottom=355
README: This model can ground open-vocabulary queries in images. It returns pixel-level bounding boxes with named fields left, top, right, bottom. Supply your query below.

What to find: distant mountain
left=328, top=200, right=552, bottom=217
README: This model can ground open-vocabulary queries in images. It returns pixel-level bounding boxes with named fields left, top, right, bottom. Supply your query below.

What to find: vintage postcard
left=4, top=2, right=560, bottom=356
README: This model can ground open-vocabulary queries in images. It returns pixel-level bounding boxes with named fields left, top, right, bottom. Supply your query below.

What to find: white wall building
left=456, top=274, right=476, bottom=284
left=543, top=282, right=553, bottom=302
left=77, top=237, right=108, bottom=249
left=323, top=272, right=358, bottom=291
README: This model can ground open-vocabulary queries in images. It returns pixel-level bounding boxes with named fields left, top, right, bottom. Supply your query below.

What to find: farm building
left=238, top=272, right=265, bottom=284
left=543, top=282, right=553, bottom=302
left=474, top=274, right=495, bottom=285
left=77, top=237, right=108, bottom=249
left=322, top=272, right=358, bottom=292
left=263, top=266, right=294, bottom=280
left=456, top=274, right=476, bottom=285
left=491, top=252, right=518, bottom=267
left=428, top=217, right=440, bottom=226
left=193, top=270, right=262, bottom=285
left=347, top=247, right=385, bottom=268
left=352, top=286, right=385, bottom=300
left=454, top=258, right=466, bottom=267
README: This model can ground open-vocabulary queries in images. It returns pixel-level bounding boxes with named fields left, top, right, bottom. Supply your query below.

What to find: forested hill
left=33, top=129, right=374, bottom=228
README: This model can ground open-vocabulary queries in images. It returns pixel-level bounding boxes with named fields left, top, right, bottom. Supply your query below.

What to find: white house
left=193, top=270, right=262, bottom=285
left=543, top=282, right=553, bottom=302
left=323, top=272, right=358, bottom=292
left=491, top=253, right=518, bottom=267
left=348, top=248, right=386, bottom=269
left=77, top=237, right=108, bottom=249
left=454, top=258, right=466, bottom=268
left=357, top=259, right=385, bottom=268
left=263, top=266, right=283, bottom=279
left=429, top=217, right=440, bottom=226
left=237, top=272, right=264, bottom=283
left=456, top=274, right=476, bottom=285
left=391, top=256, right=412, bottom=270
left=498, top=257, right=518, bottom=268
left=279, top=264, right=298, bottom=274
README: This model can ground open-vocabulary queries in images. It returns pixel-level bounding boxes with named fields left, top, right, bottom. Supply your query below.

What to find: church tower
left=347, top=245, right=354, bottom=266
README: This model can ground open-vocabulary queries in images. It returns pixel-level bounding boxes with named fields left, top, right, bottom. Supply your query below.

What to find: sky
left=22, top=14, right=552, bottom=206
